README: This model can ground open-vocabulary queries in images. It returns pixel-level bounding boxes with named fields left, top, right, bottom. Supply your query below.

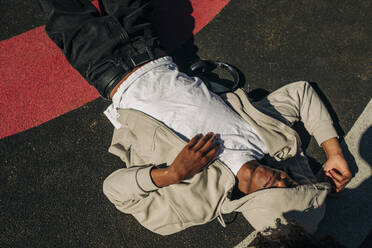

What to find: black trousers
left=44, top=0, right=164, bottom=99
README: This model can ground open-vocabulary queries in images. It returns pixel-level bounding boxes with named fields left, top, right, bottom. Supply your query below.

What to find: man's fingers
left=328, top=169, right=348, bottom=192
left=192, top=132, right=214, bottom=150
left=199, top=134, right=218, bottom=154
left=187, top=133, right=203, bottom=148
left=329, top=169, right=349, bottom=183
left=326, top=173, right=343, bottom=192
left=205, top=143, right=221, bottom=162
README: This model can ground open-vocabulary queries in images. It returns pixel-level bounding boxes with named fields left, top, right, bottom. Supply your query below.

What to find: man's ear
left=237, top=161, right=260, bottom=179
left=236, top=161, right=260, bottom=194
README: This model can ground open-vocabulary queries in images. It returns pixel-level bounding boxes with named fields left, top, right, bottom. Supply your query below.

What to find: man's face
left=237, top=162, right=297, bottom=194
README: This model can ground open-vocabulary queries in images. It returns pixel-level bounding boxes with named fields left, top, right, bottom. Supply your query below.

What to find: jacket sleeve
left=295, top=82, right=339, bottom=145
left=103, top=165, right=185, bottom=235
left=257, top=81, right=339, bottom=146
left=103, top=165, right=159, bottom=201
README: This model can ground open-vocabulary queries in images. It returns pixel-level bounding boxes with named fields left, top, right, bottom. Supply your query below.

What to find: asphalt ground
left=1, top=0, right=372, bottom=247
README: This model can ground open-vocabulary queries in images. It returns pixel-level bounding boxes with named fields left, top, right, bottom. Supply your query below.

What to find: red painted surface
left=191, top=0, right=230, bottom=33
left=0, top=0, right=230, bottom=139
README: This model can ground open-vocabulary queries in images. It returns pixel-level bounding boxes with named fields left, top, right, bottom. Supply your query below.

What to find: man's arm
left=260, top=82, right=352, bottom=191
left=102, top=133, right=220, bottom=235
left=321, top=137, right=351, bottom=192
left=104, top=133, right=220, bottom=198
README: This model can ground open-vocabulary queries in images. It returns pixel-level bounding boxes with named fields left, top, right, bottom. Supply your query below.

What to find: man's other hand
left=322, top=137, right=352, bottom=192
left=323, top=154, right=352, bottom=192
left=169, top=132, right=221, bottom=182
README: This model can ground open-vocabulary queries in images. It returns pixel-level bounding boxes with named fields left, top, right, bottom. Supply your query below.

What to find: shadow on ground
left=316, top=124, right=372, bottom=248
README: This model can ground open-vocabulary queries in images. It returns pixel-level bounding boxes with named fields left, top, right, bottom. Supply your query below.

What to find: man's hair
left=250, top=219, right=345, bottom=248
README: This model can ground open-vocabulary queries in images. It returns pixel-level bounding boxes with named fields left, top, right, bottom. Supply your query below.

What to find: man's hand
left=322, top=138, right=352, bottom=192
left=151, top=133, right=221, bottom=187
left=323, top=154, right=351, bottom=192
left=169, top=132, right=221, bottom=181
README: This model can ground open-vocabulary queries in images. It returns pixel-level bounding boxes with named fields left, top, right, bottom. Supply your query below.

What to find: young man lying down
left=43, top=0, right=351, bottom=236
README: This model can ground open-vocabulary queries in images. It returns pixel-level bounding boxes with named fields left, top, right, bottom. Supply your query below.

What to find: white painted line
left=233, top=231, right=257, bottom=248
left=234, top=98, right=372, bottom=248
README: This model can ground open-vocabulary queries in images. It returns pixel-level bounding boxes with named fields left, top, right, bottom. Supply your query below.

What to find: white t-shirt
left=105, top=57, right=267, bottom=175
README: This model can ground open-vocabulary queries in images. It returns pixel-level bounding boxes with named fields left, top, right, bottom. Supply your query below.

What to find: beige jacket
left=103, top=82, right=337, bottom=235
